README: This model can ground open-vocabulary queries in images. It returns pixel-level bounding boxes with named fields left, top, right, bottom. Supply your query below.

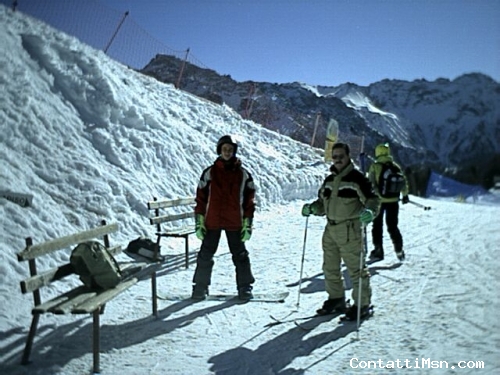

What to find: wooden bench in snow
left=147, top=196, right=196, bottom=268
left=17, top=220, right=161, bottom=374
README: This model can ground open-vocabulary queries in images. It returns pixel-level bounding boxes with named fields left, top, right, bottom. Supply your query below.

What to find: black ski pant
left=371, top=201, right=403, bottom=250
left=192, top=229, right=255, bottom=289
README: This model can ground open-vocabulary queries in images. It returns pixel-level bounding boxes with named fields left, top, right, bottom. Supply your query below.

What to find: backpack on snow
left=378, top=162, right=405, bottom=198
left=70, top=241, right=122, bottom=290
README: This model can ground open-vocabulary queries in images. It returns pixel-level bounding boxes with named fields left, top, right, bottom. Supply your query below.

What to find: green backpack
left=70, top=241, right=122, bottom=290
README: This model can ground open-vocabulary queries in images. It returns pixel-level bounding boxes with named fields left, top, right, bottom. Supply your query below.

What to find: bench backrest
left=17, top=221, right=120, bottom=296
left=147, top=197, right=195, bottom=232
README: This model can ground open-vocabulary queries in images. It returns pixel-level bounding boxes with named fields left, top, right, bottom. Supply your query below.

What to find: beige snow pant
left=322, top=219, right=371, bottom=307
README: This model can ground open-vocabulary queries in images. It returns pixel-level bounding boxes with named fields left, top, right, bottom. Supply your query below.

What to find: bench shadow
left=0, top=298, right=240, bottom=373
left=123, top=251, right=198, bottom=278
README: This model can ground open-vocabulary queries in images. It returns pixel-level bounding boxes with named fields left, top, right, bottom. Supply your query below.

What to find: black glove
left=402, top=195, right=409, bottom=204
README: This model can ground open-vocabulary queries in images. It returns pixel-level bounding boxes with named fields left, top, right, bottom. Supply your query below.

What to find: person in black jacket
left=368, top=143, right=409, bottom=261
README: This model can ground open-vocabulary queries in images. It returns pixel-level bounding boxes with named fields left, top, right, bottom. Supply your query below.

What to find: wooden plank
left=119, top=262, right=147, bottom=278
left=51, top=291, right=100, bottom=314
left=122, top=262, right=161, bottom=282
left=71, top=278, right=138, bottom=313
left=72, top=263, right=160, bottom=314
left=157, top=228, right=195, bottom=237
left=21, top=264, right=74, bottom=294
left=17, top=223, right=119, bottom=261
left=32, top=286, right=93, bottom=314
left=147, top=197, right=195, bottom=210
left=149, top=211, right=194, bottom=225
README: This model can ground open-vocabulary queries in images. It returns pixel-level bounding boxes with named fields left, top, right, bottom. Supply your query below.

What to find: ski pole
left=355, top=223, right=367, bottom=340
left=357, top=146, right=369, bottom=258
left=409, top=200, right=431, bottom=210
left=296, top=216, right=309, bottom=307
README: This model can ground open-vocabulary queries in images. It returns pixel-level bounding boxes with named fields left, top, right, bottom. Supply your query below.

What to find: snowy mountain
left=141, top=55, right=500, bottom=188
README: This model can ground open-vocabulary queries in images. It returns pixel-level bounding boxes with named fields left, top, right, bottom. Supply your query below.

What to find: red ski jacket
left=195, top=157, right=255, bottom=231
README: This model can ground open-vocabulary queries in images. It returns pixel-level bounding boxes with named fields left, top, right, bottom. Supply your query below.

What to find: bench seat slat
left=18, top=223, right=119, bottom=261
left=71, top=279, right=138, bottom=313
left=32, top=286, right=95, bottom=314
left=72, top=263, right=161, bottom=313
left=51, top=291, right=100, bottom=314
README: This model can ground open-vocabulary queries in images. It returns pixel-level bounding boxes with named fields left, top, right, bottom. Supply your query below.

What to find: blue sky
left=5, top=0, right=500, bottom=86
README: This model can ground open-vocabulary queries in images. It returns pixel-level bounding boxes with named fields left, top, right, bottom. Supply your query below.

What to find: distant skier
left=191, top=135, right=256, bottom=300
left=302, top=142, right=380, bottom=320
left=368, top=143, right=409, bottom=261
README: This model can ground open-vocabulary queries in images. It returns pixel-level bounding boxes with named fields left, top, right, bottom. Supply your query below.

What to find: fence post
left=104, top=11, right=129, bottom=54
left=175, top=48, right=190, bottom=89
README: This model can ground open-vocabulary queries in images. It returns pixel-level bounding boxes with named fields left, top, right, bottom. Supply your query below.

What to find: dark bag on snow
left=379, top=162, right=405, bottom=198
left=70, top=241, right=122, bottom=289
left=126, top=237, right=160, bottom=259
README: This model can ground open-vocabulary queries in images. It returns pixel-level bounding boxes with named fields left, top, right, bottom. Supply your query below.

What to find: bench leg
left=21, top=313, right=40, bottom=365
left=152, top=272, right=158, bottom=317
left=185, top=236, right=189, bottom=269
left=93, top=309, right=100, bottom=374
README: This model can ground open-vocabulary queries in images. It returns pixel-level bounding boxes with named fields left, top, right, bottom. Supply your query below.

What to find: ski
left=265, top=311, right=342, bottom=328
left=367, top=256, right=384, bottom=265
left=293, top=311, right=343, bottom=331
left=265, top=314, right=318, bottom=327
left=157, top=291, right=289, bottom=303
left=338, top=305, right=374, bottom=323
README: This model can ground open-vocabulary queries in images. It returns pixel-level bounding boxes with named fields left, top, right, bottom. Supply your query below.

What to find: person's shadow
left=208, top=313, right=360, bottom=374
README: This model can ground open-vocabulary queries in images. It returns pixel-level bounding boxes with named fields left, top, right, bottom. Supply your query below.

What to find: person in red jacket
left=191, top=135, right=256, bottom=300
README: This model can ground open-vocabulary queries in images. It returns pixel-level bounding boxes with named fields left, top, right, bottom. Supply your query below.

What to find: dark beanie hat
left=216, top=135, right=238, bottom=155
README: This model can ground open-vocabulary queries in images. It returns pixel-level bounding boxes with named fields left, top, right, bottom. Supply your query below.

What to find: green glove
left=359, top=209, right=374, bottom=224
left=241, top=217, right=253, bottom=242
left=301, top=203, right=317, bottom=217
left=195, top=214, right=206, bottom=240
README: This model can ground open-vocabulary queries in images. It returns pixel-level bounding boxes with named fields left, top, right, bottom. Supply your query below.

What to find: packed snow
left=1, top=5, right=499, bottom=375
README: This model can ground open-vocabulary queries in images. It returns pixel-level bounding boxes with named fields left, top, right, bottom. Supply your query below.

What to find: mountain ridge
left=141, top=55, right=500, bottom=190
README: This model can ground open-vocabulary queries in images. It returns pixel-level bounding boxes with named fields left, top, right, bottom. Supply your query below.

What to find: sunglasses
left=332, top=154, right=346, bottom=160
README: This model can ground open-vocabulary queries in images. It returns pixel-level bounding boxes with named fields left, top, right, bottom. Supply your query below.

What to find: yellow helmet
left=375, top=143, right=391, bottom=158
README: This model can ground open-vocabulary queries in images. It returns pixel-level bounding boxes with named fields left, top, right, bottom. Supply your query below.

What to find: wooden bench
left=147, top=197, right=196, bottom=268
left=17, top=220, right=161, bottom=374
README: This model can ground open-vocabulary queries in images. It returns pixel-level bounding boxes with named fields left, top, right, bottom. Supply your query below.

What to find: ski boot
left=191, top=284, right=209, bottom=300
left=369, top=245, right=384, bottom=260
left=394, top=241, right=405, bottom=261
left=238, top=285, right=253, bottom=300
left=342, top=304, right=374, bottom=321
left=316, top=297, right=347, bottom=315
